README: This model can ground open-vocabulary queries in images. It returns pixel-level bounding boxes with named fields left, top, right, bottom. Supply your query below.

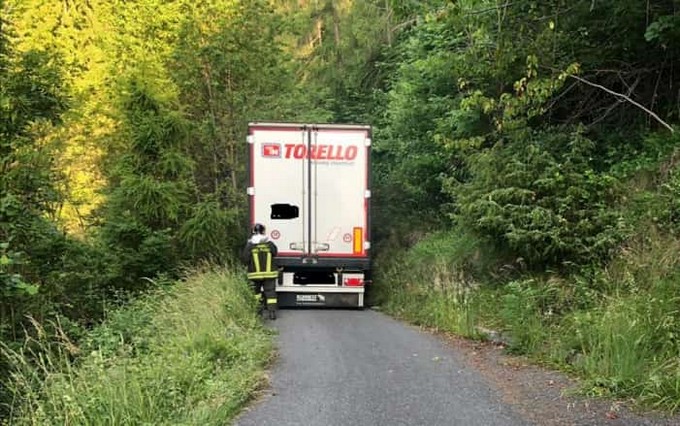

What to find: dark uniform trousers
left=250, top=278, right=277, bottom=313
left=244, top=241, right=278, bottom=315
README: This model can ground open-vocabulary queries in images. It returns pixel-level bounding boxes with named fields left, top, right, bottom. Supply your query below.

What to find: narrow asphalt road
left=235, top=309, right=528, bottom=426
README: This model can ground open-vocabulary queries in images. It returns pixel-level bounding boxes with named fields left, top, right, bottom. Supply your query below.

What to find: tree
left=97, top=75, right=194, bottom=288
left=7, top=0, right=114, bottom=232
left=0, top=1, right=68, bottom=328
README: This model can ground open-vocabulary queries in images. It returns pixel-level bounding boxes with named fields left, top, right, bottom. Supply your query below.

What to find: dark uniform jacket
left=241, top=235, right=278, bottom=280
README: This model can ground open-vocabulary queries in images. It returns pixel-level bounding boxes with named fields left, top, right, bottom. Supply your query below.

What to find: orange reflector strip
left=353, top=227, right=363, bottom=254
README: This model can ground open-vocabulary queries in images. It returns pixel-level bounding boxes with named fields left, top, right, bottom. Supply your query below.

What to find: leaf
left=17, top=282, right=40, bottom=296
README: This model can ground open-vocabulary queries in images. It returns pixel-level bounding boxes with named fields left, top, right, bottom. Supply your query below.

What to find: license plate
left=296, top=294, right=323, bottom=303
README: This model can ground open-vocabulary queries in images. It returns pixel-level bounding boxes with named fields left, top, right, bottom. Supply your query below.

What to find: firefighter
left=241, top=223, right=279, bottom=320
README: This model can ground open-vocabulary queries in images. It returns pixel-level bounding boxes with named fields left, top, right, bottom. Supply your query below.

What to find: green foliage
left=0, top=7, right=69, bottom=337
left=0, top=18, right=125, bottom=414
left=276, top=0, right=397, bottom=122
left=3, top=269, right=272, bottom=425
left=98, top=77, right=194, bottom=287
left=654, top=163, right=680, bottom=231
left=499, top=279, right=551, bottom=355
left=0, top=244, right=36, bottom=298
left=451, top=128, right=627, bottom=267
left=563, top=277, right=680, bottom=404
left=5, top=0, right=680, bottom=418
left=376, top=220, right=680, bottom=412
left=374, top=229, right=505, bottom=337
left=645, top=14, right=680, bottom=47
left=376, top=138, right=680, bottom=411
left=180, top=200, right=239, bottom=261
left=0, top=37, right=67, bottom=298
left=374, top=0, right=680, bottom=249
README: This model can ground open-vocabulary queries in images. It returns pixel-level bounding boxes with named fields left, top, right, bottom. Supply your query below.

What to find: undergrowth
left=1, top=268, right=272, bottom=425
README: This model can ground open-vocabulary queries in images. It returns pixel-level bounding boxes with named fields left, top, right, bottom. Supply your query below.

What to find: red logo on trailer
left=283, top=144, right=358, bottom=161
left=262, top=143, right=281, bottom=158
left=270, top=230, right=281, bottom=240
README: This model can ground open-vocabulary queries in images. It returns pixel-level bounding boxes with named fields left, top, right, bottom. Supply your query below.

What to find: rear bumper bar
left=276, top=256, right=370, bottom=271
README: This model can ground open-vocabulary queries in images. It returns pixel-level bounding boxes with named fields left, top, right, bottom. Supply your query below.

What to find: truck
left=247, top=122, right=371, bottom=308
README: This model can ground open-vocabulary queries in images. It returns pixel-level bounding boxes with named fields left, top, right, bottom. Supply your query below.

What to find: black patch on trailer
left=271, top=204, right=299, bottom=219
left=293, top=270, right=336, bottom=285
left=278, top=292, right=360, bottom=308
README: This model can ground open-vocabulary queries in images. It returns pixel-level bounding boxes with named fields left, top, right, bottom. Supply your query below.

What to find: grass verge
left=374, top=229, right=680, bottom=414
left=2, top=268, right=272, bottom=425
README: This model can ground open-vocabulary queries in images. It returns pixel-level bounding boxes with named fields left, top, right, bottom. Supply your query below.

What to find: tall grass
left=374, top=230, right=502, bottom=338
left=2, top=268, right=272, bottom=425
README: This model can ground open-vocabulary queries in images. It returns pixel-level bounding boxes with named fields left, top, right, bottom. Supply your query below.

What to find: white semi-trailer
left=247, top=122, right=371, bottom=307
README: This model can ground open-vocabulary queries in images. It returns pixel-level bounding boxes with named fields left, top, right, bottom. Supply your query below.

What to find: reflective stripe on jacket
left=242, top=240, right=278, bottom=280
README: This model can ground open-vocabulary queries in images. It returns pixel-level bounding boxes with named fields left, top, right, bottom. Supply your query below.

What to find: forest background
left=3, top=0, right=680, bottom=420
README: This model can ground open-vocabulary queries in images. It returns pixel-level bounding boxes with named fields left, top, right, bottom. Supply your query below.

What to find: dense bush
left=451, top=128, right=626, bottom=267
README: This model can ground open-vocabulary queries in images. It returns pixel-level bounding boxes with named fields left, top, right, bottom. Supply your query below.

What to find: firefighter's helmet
left=252, top=223, right=266, bottom=235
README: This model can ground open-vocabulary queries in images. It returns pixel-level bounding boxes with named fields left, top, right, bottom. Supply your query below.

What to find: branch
left=566, top=73, right=674, bottom=133
left=588, top=77, right=639, bottom=128
left=464, top=2, right=516, bottom=16
left=390, top=18, right=417, bottom=34
left=545, top=81, right=578, bottom=112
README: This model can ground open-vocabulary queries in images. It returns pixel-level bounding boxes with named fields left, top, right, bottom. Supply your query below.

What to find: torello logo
left=284, top=144, right=357, bottom=161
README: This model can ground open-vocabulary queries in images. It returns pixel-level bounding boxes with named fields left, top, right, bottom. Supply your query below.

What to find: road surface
left=235, top=309, right=528, bottom=426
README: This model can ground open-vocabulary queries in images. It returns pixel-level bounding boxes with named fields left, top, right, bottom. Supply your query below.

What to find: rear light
left=344, top=278, right=364, bottom=287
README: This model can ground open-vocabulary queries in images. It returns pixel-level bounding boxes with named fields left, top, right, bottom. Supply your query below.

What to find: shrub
left=450, top=127, right=627, bottom=268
